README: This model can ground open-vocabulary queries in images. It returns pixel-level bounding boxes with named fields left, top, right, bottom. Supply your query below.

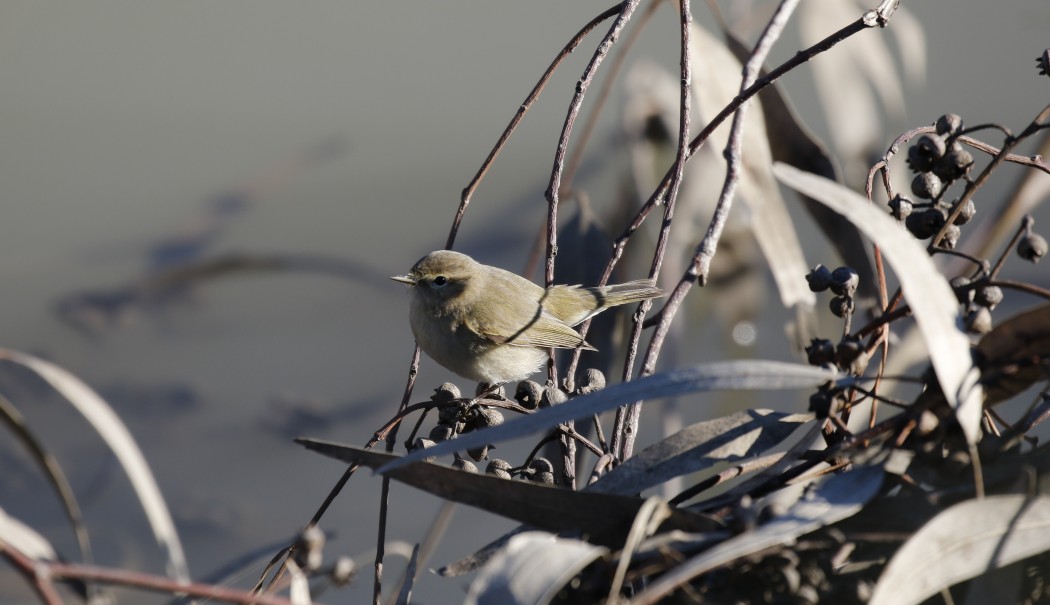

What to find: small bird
left=391, top=250, right=665, bottom=384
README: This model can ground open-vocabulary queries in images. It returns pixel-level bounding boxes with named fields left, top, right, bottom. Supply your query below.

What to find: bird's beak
left=390, top=275, right=416, bottom=285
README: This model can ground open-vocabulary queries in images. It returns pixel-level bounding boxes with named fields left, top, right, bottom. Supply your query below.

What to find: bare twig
left=2, top=540, right=305, bottom=605
left=444, top=4, right=623, bottom=250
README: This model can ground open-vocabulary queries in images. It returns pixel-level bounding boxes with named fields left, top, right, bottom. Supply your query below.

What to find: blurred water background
left=1, top=2, right=1047, bottom=603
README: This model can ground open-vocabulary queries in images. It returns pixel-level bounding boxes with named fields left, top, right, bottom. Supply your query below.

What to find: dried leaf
left=773, top=164, right=983, bottom=445
left=868, top=495, right=1050, bottom=605
left=464, top=532, right=607, bottom=605
left=296, top=440, right=713, bottom=547
left=0, top=506, right=58, bottom=562
left=976, top=303, right=1050, bottom=405
left=377, top=360, right=842, bottom=474
left=633, top=464, right=886, bottom=605
left=589, top=409, right=812, bottom=495
left=0, top=348, right=189, bottom=582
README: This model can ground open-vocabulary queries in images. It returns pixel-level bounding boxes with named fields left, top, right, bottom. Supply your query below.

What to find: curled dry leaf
left=464, top=532, right=607, bottom=605
left=868, top=495, right=1050, bottom=605
left=975, top=302, right=1050, bottom=405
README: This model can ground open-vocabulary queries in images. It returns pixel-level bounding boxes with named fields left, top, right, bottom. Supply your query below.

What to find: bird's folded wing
left=469, top=304, right=594, bottom=350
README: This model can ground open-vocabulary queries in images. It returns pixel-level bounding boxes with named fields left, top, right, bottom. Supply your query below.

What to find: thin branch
left=445, top=3, right=623, bottom=250
left=1, top=540, right=304, bottom=605
left=611, top=0, right=695, bottom=461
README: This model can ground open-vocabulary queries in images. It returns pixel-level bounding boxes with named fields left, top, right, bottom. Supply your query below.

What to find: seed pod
left=540, top=386, right=568, bottom=408
left=939, top=224, right=961, bottom=249
left=1018, top=232, right=1048, bottom=263
left=411, top=438, right=438, bottom=462
left=514, top=380, right=544, bottom=409
left=475, top=407, right=505, bottom=429
left=805, top=338, right=836, bottom=367
left=429, top=423, right=456, bottom=442
left=888, top=194, right=914, bottom=221
left=452, top=458, right=478, bottom=473
left=432, top=382, right=461, bottom=403
left=486, top=458, right=512, bottom=473
left=965, top=305, right=993, bottom=334
left=467, top=444, right=490, bottom=462
left=952, top=198, right=976, bottom=225
left=528, top=457, right=554, bottom=474
left=835, top=337, right=864, bottom=368
left=911, top=171, right=943, bottom=200
left=829, top=295, right=855, bottom=319
left=533, top=471, right=557, bottom=485
left=934, top=143, right=974, bottom=182
left=906, top=207, right=948, bottom=239
left=949, top=276, right=974, bottom=304
left=577, top=368, right=606, bottom=395
left=974, top=285, right=1004, bottom=309
left=805, top=264, right=834, bottom=292
left=437, top=403, right=463, bottom=426
left=829, top=266, right=859, bottom=297
left=808, top=388, right=835, bottom=418
left=935, top=113, right=964, bottom=136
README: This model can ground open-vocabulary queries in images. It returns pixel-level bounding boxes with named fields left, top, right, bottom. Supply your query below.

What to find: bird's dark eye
left=432, top=276, right=448, bottom=287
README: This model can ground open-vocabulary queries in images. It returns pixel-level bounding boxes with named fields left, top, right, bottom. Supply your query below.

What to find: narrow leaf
left=296, top=439, right=713, bottom=548
left=589, top=409, right=812, bottom=495
left=0, top=348, right=190, bottom=581
left=377, top=360, right=842, bottom=475
left=975, top=303, right=1050, bottom=404
left=868, top=495, right=1050, bottom=605
left=464, top=532, right=607, bottom=605
left=634, top=464, right=885, bottom=605
left=773, top=164, right=983, bottom=444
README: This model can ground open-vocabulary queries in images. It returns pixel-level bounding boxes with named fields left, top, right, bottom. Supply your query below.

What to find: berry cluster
left=406, top=369, right=608, bottom=484
left=893, top=114, right=975, bottom=247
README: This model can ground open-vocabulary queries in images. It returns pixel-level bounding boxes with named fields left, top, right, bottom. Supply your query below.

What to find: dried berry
left=951, top=198, right=976, bottom=225
left=577, top=368, right=606, bottom=395
left=935, top=113, right=964, bottom=136
left=1038, top=49, right=1050, bottom=77
left=829, top=266, right=860, bottom=297
left=452, top=458, right=479, bottom=473
left=432, top=382, right=461, bottom=403
left=907, top=134, right=946, bottom=173
left=888, top=194, right=914, bottom=220
left=486, top=459, right=512, bottom=478
left=965, top=305, right=993, bottom=334
left=805, top=338, right=836, bottom=367
left=437, top=403, right=462, bottom=426
left=467, top=444, right=490, bottom=462
left=514, top=380, right=543, bottom=409
left=411, top=438, right=438, bottom=462
left=475, top=407, right=505, bottom=429
left=916, top=133, right=947, bottom=160
left=949, top=276, right=974, bottom=304
left=533, top=471, right=557, bottom=485
left=835, top=337, right=864, bottom=368
left=905, top=207, right=948, bottom=239
left=540, top=386, right=568, bottom=408
left=528, top=457, right=554, bottom=474
left=809, top=388, right=835, bottom=418
left=805, top=264, right=834, bottom=292
left=934, top=143, right=974, bottom=182
left=911, top=171, right=943, bottom=200
left=428, top=424, right=456, bottom=442
left=1018, top=232, right=1048, bottom=263
left=939, top=224, right=961, bottom=249
left=829, top=295, right=855, bottom=318
left=974, top=284, right=1004, bottom=309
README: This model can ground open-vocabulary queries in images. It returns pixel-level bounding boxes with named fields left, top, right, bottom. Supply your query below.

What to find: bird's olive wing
left=468, top=300, right=594, bottom=350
